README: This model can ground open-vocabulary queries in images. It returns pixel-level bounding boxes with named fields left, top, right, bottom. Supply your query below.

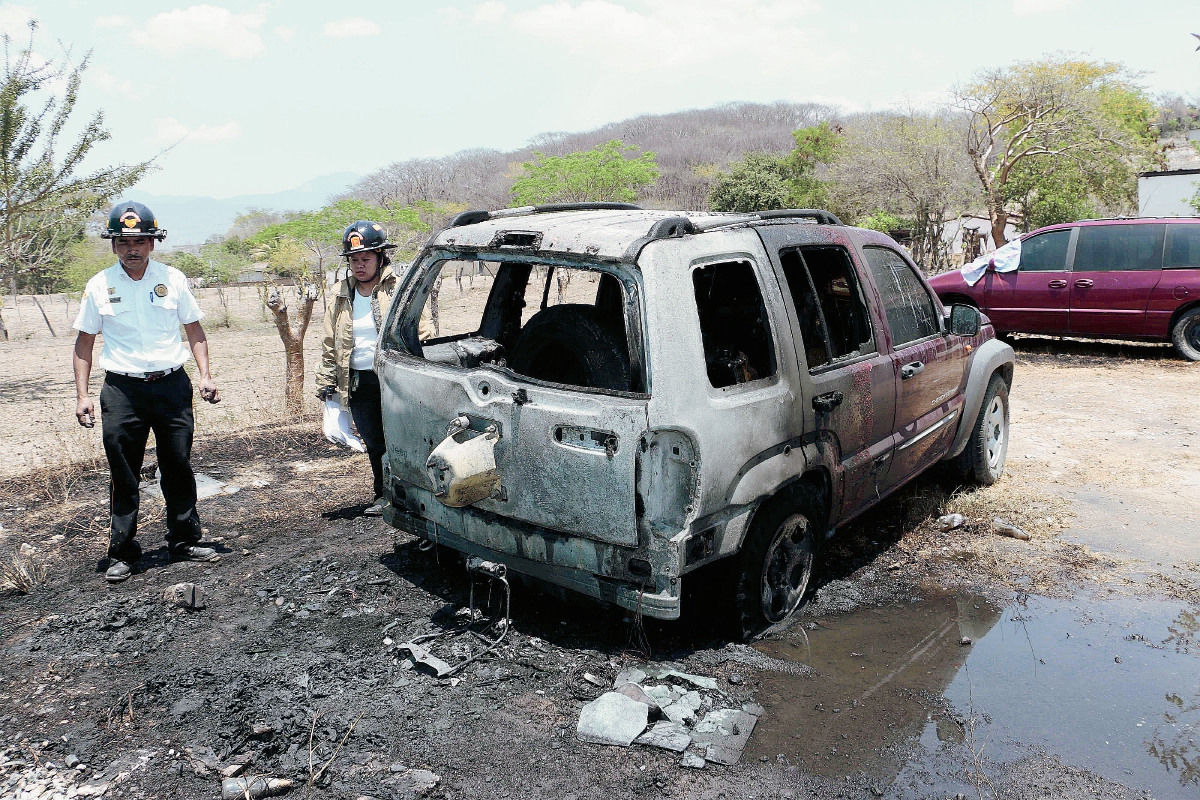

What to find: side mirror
left=950, top=304, right=981, bottom=337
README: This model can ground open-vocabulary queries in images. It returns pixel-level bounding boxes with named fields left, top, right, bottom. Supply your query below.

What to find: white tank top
left=349, top=290, right=377, bottom=370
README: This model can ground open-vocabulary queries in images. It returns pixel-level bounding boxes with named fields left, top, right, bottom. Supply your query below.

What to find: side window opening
left=862, top=246, right=941, bottom=347
left=1019, top=230, right=1071, bottom=272
left=396, top=258, right=641, bottom=394
left=779, top=247, right=874, bottom=371
left=692, top=260, right=778, bottom=389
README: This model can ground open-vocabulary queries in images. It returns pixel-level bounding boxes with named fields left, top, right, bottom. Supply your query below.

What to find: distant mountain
left=122, top=172, right=362, bottom=247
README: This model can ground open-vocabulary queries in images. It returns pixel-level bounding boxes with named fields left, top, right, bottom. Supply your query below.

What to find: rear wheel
left=733, top=494, right=819, bottom=638
left=1171, top=307, right=1200, bottom=362
left=954, top=373, right=1010, bottom=485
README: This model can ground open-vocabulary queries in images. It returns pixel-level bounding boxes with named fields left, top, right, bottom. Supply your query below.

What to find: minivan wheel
left=955, top=373, right=1010, bottom=485
left=734, top=502, right=817, bottom=638
left=1172, top=307, right=1200, bottom=362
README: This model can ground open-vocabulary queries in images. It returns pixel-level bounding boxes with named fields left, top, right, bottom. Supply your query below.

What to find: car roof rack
left=448, top=202, right=643, bottom=228
left=754, top=208, right=844, bottom=225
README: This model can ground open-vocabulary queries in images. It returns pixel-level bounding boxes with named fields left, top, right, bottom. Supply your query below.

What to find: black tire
left=733, top=491, right=820, bottom=639
left=1171, top=307, right=1200, bottom=362
left=509, top=305, right=631, bottom=391
left=953, top=373, right=1010, bottom=485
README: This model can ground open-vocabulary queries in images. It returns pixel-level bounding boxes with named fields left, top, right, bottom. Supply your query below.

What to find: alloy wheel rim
left=985, top=395, right=1007, bottom=471
left=760, top=515, right=813, bottom=623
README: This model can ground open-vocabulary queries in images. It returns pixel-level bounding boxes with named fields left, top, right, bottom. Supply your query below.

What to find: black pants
left=348, top=369, right=386, bottom=499
left=100, top=370, right=202, bottom=560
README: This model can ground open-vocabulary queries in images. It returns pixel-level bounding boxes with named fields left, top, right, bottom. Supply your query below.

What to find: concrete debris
left=691, top=709, right=758, bottom=765
left=992, top=518, right=1031, bottom=541
left=141, top=470, right=240, bottom=500
left=634, top=721, right=692, bottom=752
left=660, top=689, right=702, bottom=724
left=741, top=702, right=765, bottom=717
left=680, top=750, right=706, bottom=769
left=642, top=664, right=720, bottom=691
left=938, top=513, right=965, bottom=531
left=613, top=666, right=647, bottom=686
left=390, top=768, right=440, bottom=796
left=164, top=583, right=206, bottom=610
left=221, top=776, right=295, bottom=799
left=576, top=692, right=649, bottom=746
left=614, top=682, right=664, bottom=720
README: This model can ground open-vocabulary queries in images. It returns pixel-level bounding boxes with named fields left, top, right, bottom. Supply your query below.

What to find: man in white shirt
left=72, top=201, right=223, bottom=583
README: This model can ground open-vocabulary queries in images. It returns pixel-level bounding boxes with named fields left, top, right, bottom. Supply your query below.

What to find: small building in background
left=1138, top=168, right=1200, bottom=217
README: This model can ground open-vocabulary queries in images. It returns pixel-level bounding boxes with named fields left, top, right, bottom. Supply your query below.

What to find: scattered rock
left=164, top=583, right=206, bottom=610
left=635, top=720, right=691, bottom=752
left=65, top=754, right=80, bottom=768
left=613, top=666, right=647, bottom=686
left=741, top=702, right=765, bottom=717
left=992, top=518, right=1030, bottom=541
left=576, top=692, right=650, bottom=746
left=959, top=636, right=973, bottom=646
left=938, top=514, right=965, bottom=531
left=680, top=750, right=706, bottom=769
left=221, top=776, right=295, bottom=799
left=728, top=673, right=744, bottom=685
left=391, top=768, right=439, bottom=796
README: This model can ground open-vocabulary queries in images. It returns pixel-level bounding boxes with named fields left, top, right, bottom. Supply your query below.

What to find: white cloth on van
left=961, top=237, right=1022, bottom=287
left=322, top=395, right=365, bottom=452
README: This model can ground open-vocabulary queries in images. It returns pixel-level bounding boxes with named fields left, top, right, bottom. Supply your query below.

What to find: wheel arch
left=945, top=338, right=1016, bottom=460
left=1168, top=299, right=1200, bottom=335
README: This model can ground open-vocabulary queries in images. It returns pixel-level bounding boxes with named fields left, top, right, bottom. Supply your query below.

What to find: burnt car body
left=928, top=217, right=1200, bottom=361
left=376, top=206, right=1015, bottom=630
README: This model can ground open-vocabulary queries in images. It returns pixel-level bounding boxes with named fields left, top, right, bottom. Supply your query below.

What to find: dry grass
left=0, top=546, right=48, bottom=595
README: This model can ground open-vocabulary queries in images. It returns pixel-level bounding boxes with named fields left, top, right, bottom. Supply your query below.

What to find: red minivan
left=928, top=218, right=1200, bottom=361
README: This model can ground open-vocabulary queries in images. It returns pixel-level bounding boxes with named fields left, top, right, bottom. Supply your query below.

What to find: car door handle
left=1048, top=279, right=1068, bottom=288
left=812, top=390, right=843, bottom=413
left=1074, top=279, right=1094, bottom=288
left=900, top=361, right=925, bottom=380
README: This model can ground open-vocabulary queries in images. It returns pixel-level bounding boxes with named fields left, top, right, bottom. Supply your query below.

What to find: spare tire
left=508, top=304, right=631, bottom=391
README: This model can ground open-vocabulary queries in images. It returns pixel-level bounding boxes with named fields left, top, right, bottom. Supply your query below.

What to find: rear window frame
left=381, top=247, right=651, bottom=399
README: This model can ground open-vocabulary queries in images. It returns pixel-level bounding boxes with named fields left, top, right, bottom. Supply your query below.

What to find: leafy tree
left=956, top=55, right=1159, bottom=245
left=0, top=21, right=152, bottom=339
left=708, top=153, right=793, bottom=212
left=1189, top=184, right=1200, bottom=215
left=709, top=123, right=843, bottom=213
left=510, top=140, right=659, bottom=205
left=56, top=235, right=114, bottom=292
left=856, top=210, right=905, bottom=233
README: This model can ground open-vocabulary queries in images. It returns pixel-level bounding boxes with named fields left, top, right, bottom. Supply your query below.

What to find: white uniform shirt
left=349, top=290, right=377, bottom=370
left=72, top=260, right=204, bottom=375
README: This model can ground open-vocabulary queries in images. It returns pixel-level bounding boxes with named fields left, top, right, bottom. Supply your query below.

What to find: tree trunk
left=0, top=308, right=7, bottom=341
left=264, top=284, right=319, bottom=416
left=988, top=195, right=1010, bottom=248
left=32, top=293, right=57, bottom=337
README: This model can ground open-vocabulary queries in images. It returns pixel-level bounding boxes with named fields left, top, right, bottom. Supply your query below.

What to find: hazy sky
left=3, top=1, right=1198, bottom=198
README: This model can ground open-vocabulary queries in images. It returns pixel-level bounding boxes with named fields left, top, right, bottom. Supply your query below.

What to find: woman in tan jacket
left=315, top=220, right=406, bottom=515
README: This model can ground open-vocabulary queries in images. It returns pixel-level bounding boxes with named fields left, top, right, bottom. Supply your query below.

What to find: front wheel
left=734, top=504, right=817, bottom=638
left=954, top=373, right=1010, bottom=485
left=1172, top=307, right=1200, bottom=362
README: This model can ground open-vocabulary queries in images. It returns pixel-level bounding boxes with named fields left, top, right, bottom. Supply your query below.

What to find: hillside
left=350, top=102, right=837, bottom=212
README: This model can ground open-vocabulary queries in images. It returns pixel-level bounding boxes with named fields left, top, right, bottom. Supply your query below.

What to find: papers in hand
left=323, top=395, right=366, bottom=452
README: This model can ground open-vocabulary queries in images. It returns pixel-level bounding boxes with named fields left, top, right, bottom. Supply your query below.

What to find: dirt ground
left=2, top=300, right=1199, bottom=798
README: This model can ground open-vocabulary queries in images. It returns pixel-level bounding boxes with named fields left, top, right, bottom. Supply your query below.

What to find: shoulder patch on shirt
left=154, top=284, right=168, bottom=298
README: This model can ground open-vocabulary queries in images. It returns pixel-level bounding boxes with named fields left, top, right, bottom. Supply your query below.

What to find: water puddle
left=749, top=592, right=1200, bottom=796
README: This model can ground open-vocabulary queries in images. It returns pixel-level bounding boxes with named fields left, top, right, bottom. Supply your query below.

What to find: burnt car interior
left=779, top=246, right=874, bottom=370
left=405, top=259, right=643, bottom=394
left=692, top=260, right=777, bottom=388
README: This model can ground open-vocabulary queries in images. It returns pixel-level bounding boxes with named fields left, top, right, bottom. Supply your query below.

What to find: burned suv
left=377, top=205, right=1015, bottom=631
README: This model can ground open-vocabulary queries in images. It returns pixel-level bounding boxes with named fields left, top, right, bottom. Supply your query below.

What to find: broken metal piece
left=426, top=422, right=501, bottom=508
left=396, top=641, right=454, bottom=678
left=690, top=709, right=758, bottom=765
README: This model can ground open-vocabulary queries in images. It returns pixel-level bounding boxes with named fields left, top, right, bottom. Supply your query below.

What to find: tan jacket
left=316, top=264, right=431, bottom=407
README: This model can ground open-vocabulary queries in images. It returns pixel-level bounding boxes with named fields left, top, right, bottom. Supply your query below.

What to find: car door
left=1147, top=223, right=1200, bottom=338
left=860, top=246, right=966, bottom=493
left=757, top=228, right=897, bottom=520
left=982, top=227, right=1073, bottom=334
left=1069, top=223, right=1165, bottom=337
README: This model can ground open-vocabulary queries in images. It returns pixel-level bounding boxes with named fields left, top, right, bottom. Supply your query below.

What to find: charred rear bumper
left=382, top=485, right=682, bottom=620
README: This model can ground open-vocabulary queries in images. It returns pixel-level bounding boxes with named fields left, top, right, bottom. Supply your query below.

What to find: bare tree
left=830, top=109, right=979, bottom=271
left=261, top=283, right=319, bottom=415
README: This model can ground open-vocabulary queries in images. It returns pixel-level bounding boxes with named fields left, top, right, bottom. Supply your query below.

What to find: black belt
left=106, top=365, right=182, bottom=382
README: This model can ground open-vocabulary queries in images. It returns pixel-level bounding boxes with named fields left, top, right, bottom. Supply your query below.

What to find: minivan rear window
left=1074, top=224, right=1164, bottom=272
left=1165, top=225, right=1200, bottom=269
